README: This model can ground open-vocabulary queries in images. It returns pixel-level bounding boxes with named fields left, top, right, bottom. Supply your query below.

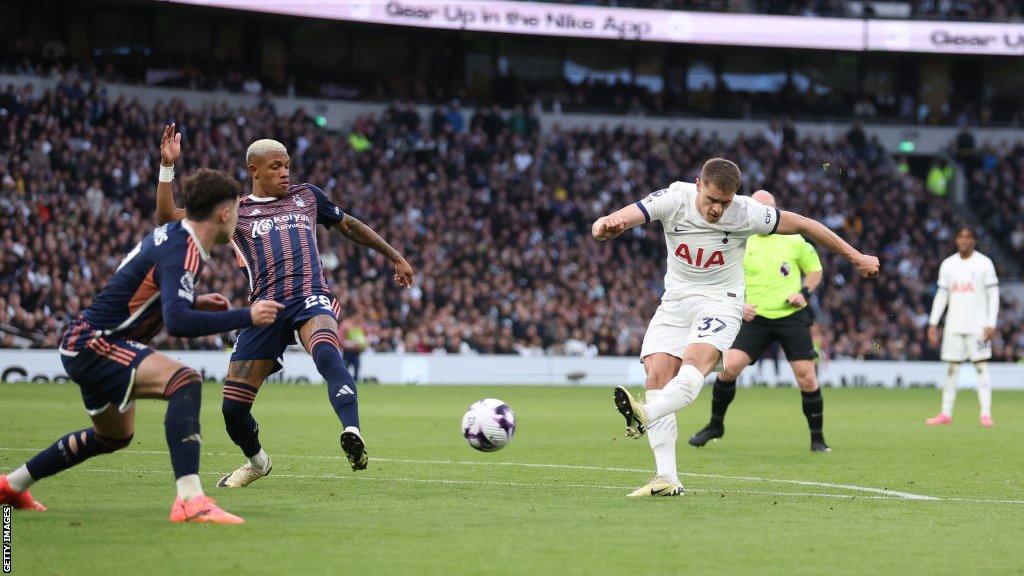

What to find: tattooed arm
left=334, top=214, right=414, bottom=288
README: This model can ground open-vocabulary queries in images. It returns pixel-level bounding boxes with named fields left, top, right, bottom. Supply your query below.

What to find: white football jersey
left=934, top=251, right=999, bottom=334
left=637, top=181, right=779, bottom=301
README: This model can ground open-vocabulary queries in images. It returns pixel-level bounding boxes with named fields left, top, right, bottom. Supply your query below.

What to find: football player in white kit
left=591, top=158, right=880, bottom=498
left=925, top=227, right=1000, bottom=428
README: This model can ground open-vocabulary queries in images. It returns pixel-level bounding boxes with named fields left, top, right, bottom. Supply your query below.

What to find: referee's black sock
left=801, top=388, right=825, bottom=442
left=709, top=376, right=736, bottom=427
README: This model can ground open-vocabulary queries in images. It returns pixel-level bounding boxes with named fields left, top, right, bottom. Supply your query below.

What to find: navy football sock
left=309, top=328, right=360, bottom=429
left=222, top=380, right=263, bottom=457
left=25, top=428, right=132, bottom=482
left=164, top=368, right=203, bottom=479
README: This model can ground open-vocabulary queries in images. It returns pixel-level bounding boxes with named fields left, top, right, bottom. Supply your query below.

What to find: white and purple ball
left=461, top=398, right=516, bottom=452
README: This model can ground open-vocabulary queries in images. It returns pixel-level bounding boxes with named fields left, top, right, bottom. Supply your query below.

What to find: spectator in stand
left=955, top=138, right=1024, bottom=266
left=925, top=161, right=953, bottom=197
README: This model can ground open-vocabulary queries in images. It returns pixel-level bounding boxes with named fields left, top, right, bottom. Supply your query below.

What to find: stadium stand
left=955, top=140, right=1024, bottom=265
left=0, top=79, right=1021, bottom=360
left=5, top=37, right=1023, bottom=127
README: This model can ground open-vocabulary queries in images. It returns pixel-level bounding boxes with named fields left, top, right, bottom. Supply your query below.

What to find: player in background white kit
left=592, top=158, right=880, bottom=498
left=925, top=227, right=1000, bottom=428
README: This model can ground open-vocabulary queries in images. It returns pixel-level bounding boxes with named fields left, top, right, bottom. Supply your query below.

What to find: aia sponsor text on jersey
left=950, top=282, right=976, bottom=293
left=674, top=242, right=725, bottom=269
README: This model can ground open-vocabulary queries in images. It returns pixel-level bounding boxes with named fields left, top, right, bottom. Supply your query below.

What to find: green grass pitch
left=2, top=383, right=1022, bottom=575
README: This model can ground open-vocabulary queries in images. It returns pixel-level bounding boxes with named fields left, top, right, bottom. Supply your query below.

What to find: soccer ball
left=461, top=398, right=516, bottom=452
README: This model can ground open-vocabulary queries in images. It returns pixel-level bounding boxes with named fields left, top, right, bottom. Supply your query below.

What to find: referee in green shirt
left=689, top=190, right=831, bottom=452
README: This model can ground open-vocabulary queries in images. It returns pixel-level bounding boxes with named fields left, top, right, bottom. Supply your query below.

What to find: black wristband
left=801, top=287, right=813, bottom=300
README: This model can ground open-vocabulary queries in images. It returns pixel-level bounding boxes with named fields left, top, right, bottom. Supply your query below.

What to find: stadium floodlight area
left=163, top=0, right=1024, bottom=55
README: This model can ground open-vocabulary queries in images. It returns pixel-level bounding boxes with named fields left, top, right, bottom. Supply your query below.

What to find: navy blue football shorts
left=60, top=319, right=155, bottom=415
left=230, top=294, right=339, bottom=373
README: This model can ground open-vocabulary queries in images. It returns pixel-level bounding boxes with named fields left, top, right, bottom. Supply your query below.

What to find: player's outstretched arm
left=591, top=204, right=646, bottom=241
left=164, top=299, right=283, bottom=337
left=157, top=246, right=283, bottom=337
left=156, top=124, right=187, bottom=225
left=776, top=211, right=879, bottom=278
left=334, top=214, right=414, bottom=288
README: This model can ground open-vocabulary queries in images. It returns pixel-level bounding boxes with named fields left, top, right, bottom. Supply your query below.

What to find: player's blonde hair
left=245, top=139, right=288, bottom=166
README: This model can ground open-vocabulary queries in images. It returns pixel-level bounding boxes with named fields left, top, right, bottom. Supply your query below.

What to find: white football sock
left=976, top=363, right=992, bottom=417
left=249, top=449, right=271, bottom=472
left=343, top=426, right=361, bottom=436
left=7, top=465, right=35, bottom=492
left=644, top=364, right=705, bottom=422
left=644, top=390, right=679, bottom=484
left=941, top=363, right=959, bottom=417
left=175, top=474, right=204, bottom=502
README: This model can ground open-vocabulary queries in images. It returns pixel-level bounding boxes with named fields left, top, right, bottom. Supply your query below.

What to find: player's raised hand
left=160, top=123, right=182, bottom=167
left=393, top=256, right=414, bottom=288
left=195, top=293, right=231, bottom=311
left=927, top=325, right=939, bottom=347
left=742, top=304, right=757, bottom=322
left=250, top=300, right=285, bottom=327
left=854, top=254, right=880, bottom=278
left=592, top=215, right=627, bottom=241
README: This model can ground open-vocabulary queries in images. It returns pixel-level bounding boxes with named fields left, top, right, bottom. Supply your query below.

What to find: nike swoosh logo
left=673, top=226, right=687, bottom=233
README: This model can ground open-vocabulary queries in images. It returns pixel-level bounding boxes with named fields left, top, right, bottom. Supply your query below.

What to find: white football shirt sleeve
left=739, top=196, right=780, bottom=236
left=929, top=261, right=949, bottom=326
left=983, top=258, right=999, bottom=288
left=635, top=188, right=676, bottom=223
left=984, top=259, right=999, bottom=327
left=936, top=259, right=950, bottom=289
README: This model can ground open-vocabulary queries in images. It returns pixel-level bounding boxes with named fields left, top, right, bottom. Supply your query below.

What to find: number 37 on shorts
left=696, top=317, right=726, bottom=336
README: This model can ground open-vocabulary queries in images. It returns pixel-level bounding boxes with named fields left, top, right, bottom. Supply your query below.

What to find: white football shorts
left=640, top=295, right=743, bottom=363
left=940, top=332, right=992, bottom=363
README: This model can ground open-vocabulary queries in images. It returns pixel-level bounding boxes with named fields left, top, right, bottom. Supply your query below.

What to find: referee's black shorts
left=731, top=308, right=817, bottom=363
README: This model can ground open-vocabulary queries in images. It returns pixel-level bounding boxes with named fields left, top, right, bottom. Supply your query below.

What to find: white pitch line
left=3, top=447, right=1017, bottom=503
left=74, top=468, right=903, bottom=500
left=368, top=457, right=942, bottom=501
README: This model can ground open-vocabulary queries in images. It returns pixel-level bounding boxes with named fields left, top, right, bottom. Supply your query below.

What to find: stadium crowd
left=5, top=38, right=1023, bottom=128
left=955, top=139, right=1024, bottom=265
left=0, top=78, right=1022, bottom=361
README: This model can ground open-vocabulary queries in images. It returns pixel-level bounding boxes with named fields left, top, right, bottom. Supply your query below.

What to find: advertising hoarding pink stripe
left=161, top=0, right=863, bottom=51
left=160, top=1, right=1024, bottom=55
left=867, top=19, right=1024, bottom=56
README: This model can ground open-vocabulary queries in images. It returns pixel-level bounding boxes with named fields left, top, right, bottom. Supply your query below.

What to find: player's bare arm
left=334, top=214, right=414, bottom=288
left=591, top=204, right=647, bottom=241
left=776, top=211, right=879, bottom=278
left=156, top=124, right=187, bottom=224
